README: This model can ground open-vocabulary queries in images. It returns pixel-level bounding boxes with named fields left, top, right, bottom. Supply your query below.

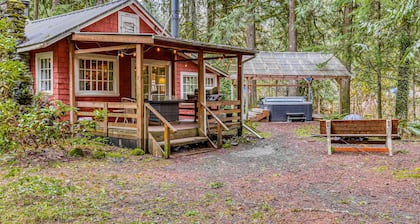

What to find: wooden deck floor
left=148, top=120, right=198, bottom=132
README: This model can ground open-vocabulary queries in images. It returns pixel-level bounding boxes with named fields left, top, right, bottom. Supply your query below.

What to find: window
left=75, top=54, right=119, bottom=96
left=118, top=12, right=139, bottom=33
left=131, top=59, right=171, bottom=100
left=35, top=52, right=53, bottom=94
left=181, top=72, right=217, bottom=99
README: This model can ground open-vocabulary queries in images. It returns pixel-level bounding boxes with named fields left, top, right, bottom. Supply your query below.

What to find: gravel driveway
left=148, top=121, right=420, bottom=223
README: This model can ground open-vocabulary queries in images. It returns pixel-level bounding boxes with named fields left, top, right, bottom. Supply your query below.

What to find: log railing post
left=164, top=125, right=170, bottom=159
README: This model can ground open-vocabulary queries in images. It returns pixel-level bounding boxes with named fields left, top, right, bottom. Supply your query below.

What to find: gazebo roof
left=241, top=51, right=353, bottom=80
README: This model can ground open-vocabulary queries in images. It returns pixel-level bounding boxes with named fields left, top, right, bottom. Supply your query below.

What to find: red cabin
left=17, top=0, right=256, bottom=157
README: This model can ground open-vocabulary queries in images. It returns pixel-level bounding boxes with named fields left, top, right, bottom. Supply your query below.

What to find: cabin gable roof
left=17, top=0, right=169, bottom=52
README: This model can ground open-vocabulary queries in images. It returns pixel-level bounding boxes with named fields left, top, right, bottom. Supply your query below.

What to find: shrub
left=130, top=148, right=145, bottom=156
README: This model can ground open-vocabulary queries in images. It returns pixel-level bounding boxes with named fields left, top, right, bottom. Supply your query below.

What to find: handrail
left=144, top=102, right=178, bottom=159
left=200, top=102, right=229, bottom=131
left=144, top=103, right=178, bottom=132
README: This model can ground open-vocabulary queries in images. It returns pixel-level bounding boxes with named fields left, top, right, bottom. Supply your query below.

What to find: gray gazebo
left=233, top=51, right=353, bottom=113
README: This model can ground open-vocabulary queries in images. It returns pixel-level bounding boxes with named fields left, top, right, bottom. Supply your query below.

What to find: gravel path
left=34, top=121, right=420, bottom=223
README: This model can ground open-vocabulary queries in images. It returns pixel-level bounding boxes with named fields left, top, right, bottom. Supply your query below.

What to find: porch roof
left=232, top=51, right=353, bottom=80
left=71, top=32, right=257, bottom=56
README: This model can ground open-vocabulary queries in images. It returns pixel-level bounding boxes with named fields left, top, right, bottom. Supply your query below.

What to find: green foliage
left=0, top=175, right=110, bottom=223
left=222, top=143, right=232, bottom=149
left=0, top=99, right=96, bottom=153
left=208, top=181, right=224, bottom=189
left=92, top=150, right=107, bottom=159
left=130, top=148, right=145, bottom=156
left=295, top=125, right=318, bottom=138
left=69, top=148, right=84, bottom=157
left=93, top=108, right=107, bottom=121
left=184, top=209, right=199, bottom=217
left=393, top=168, right=420, bottom=179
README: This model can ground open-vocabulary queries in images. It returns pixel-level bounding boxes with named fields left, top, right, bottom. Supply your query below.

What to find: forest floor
left=0, top=121, right=419, bottom=223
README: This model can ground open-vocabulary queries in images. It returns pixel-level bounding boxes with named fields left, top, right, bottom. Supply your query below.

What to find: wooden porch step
left=158, top=136, right=208, bottom=148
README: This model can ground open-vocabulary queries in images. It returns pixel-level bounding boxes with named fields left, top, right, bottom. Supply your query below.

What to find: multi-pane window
left=182, top=75, right=197, bottom=99
left=181, top=72, right=217, bottom=99
left=36, top=52, right=53, bottom=94
left=76, top=55, right=118, bottom=96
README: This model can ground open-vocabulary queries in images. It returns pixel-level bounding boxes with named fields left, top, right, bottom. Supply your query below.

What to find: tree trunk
left=34, top=0, right=39, bottom=20
left=413, top=68, right=417, bottom=120
left=340, top=2, right=353, bottom=114
left=395, top=18, right=411, bottom=119
left=246, top=0, right=257, bottom=106
left=206, top=0, right=215, bottom=41
left=375, top=1, right=383, bottom=118
left=190, top=0, right=197, bottom=39
left=52, top=0, right=60, bottom=10
left=287, top=0, right=297, bottom=96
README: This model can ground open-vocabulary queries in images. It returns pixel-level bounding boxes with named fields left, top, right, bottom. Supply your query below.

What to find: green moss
left=373, top=165, right=388, bottom=172
left=130, top=148, right=145, bottom=156
left=91, top=150, right=106, bottom=159
left=394, top=168, right=420, bottom=179
left=69, top=148, right=84, bottom=157
left=208, top=181, right=224, bottom=189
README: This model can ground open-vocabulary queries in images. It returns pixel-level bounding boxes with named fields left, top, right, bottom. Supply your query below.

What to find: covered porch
left=69, top=32, right=256, bottom=157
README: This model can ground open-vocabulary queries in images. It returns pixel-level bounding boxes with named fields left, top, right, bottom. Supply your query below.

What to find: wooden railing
left=76, top=101, right=137, bottom=138
left=145, top=102, right=178, bottom=159
left=205, top=100, right=241, bottom=124
left=200, top=102, right=229, bottom=148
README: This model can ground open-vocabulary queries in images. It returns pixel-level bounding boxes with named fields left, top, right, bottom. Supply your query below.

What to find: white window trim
left=35, top=51, right=53, bottom=95
left=75, top=54, right=119, bottom=97
left=180, top=72, right=217, bottom=99
left=118, top=11, right=139, bottom=33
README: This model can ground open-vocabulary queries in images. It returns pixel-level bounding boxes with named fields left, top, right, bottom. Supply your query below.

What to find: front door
left=131, top=59, right=171, bottom=100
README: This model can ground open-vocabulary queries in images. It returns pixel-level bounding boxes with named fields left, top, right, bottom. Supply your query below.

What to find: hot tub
left=260, top=97, right=312, bottom=122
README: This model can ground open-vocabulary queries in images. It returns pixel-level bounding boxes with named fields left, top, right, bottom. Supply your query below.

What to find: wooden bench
left=319, top=119, right=398, bottom=156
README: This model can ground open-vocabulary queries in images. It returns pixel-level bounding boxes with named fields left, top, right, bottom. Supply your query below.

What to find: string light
left=157, top=47, right=160, bottom=52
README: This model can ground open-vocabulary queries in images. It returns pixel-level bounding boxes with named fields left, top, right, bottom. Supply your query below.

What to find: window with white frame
left=118, top=12, right=139, bottom=33
left=75, top=54, right=119, bottom=96
left=35, top=52, right=53, bottom=94
left=181, top=72, right=217, bottom=99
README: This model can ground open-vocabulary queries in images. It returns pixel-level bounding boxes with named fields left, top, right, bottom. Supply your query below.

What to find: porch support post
left=197, top=50, right=205, bottom=136
left=136, top=44, right=144, bottom=148
left=68, top=38, right=76, bottom=130
left=237, top=54, right=243, bottom=136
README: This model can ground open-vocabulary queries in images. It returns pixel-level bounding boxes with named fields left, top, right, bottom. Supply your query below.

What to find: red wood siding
left=30, top=39, right=70, bottom=104
left=81, top=6, right=158, bottom=34
left=81, top=12, right=118, bottom=32
left=174, top=60, right=221, bottom=99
